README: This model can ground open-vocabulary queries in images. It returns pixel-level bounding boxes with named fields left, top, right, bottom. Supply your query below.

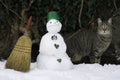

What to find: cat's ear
left=108, top=18, right=112, bottom=25
left=98, top=18, right=102, bottom=25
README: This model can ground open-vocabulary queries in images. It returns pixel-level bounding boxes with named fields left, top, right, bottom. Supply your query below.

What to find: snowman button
left=51, top=35, right=57, bottom=40
left=57, top=58, right=62, bottom=63
left=54, top=44, right=59, bottom=49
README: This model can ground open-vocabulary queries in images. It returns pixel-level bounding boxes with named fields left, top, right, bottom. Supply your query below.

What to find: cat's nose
left=103, top=28, right=107, bottom=31
left=103, top=29, right=107, bottom=33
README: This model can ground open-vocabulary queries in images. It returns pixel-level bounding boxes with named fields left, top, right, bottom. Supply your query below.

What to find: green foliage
left=0, top=0, right=119, bottom=33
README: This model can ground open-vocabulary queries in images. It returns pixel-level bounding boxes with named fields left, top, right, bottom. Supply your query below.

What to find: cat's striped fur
left=66, top=18, right=112, bottom=64
left=66, top=29, right=95, bottom=63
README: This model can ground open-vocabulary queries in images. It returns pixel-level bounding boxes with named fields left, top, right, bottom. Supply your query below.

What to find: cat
left=89, top=18, right=112, bottom=63
left=65, top=18, right=112, bottom=64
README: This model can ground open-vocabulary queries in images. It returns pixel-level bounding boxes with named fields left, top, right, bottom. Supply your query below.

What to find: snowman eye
left=50, top=22, right=52, bottom=24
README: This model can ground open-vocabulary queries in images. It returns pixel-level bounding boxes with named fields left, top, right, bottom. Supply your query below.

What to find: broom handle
left=26, top=16, right=32, bottom=32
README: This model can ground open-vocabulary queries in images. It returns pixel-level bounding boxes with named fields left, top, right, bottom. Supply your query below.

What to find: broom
left=6, top=16, right=32, bottom=72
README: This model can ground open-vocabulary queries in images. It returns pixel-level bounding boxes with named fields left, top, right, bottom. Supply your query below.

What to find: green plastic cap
left=47, top=11, right=60, bottom=22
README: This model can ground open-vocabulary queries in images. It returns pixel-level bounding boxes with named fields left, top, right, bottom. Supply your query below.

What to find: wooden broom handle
left=26, top=16, right=32, bottom=32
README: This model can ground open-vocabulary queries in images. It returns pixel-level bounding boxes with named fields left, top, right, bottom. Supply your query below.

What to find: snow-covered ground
left=0, top=61, right=120, bottom=80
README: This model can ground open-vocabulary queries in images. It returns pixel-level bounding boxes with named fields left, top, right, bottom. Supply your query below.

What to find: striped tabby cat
left=66, top=18, right=112, bottom=64
left=90, top=18, right=112, bottom=63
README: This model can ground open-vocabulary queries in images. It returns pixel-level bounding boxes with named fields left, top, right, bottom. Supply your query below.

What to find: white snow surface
left=0, top=61, right=120, bottom=80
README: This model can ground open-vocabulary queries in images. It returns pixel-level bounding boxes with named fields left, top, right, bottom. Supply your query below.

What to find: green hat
left=47, top=11, right=60, bottom=22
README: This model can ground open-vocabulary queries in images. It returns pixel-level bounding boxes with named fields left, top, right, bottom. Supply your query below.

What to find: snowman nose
left=54, top=21, right=57, bottom=24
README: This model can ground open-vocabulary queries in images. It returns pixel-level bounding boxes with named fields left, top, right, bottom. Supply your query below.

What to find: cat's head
left=97, top=18, right=112, bottom=35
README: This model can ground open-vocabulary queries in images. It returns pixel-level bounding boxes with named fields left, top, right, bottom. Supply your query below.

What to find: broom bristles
left=6, top=35, right=32, bottom=72
left=6, top=16, right=32, bottom=72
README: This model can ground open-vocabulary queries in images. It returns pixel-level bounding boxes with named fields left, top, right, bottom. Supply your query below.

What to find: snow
left=0, top=61, right=120, bottom=80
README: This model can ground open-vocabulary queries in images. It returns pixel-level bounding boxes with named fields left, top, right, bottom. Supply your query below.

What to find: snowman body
left=39, top=33, right=66, bottom=56
left=37, top=19, right=73, bottom=70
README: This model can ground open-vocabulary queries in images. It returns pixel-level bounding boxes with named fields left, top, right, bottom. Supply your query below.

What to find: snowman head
left=46, top=11, right=62, bottom=33
left=46, top=19, right=62, bottom=33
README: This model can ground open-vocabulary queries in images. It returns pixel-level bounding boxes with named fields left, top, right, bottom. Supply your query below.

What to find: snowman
left=37, top=11, right=73, bottom=70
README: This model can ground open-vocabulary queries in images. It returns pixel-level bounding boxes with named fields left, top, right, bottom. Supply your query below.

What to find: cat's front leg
left=90, top=51, right=102, bottom=63
left=71, top=53, right=82, bottom=63
left=90, top=56, right=101, bottom=63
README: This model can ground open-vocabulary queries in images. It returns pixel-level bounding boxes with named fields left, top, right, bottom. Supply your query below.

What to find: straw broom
left=6, top=16, right=32, bottom=72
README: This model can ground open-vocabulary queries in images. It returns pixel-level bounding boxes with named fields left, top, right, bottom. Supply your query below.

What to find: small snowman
left=37, top=11, right=73, bottom=70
